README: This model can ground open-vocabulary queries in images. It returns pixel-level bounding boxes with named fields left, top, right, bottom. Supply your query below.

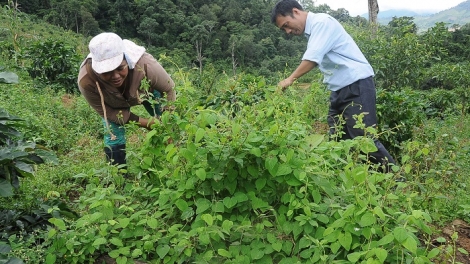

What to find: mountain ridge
left=359, top=0, right=470, bottom=31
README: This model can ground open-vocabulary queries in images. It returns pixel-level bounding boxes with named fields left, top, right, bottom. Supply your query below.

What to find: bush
left=0, top=107, right=57, bottom=197
left=21, top=39, right=81, bottom=93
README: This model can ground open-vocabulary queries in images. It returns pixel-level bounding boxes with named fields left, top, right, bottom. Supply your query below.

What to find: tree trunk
left=231, top=40, right=237, bottom=76
left=368, top=0, right=379, bottom=37
left=195, top=40, right=204, bottom=74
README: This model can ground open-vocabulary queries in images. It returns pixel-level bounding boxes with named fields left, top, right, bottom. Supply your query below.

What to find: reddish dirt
left=432, top=219, right=470, bottom=263
left=61, top=94, right=75, bottom=108
left=312, top=121, right=329, bottom=134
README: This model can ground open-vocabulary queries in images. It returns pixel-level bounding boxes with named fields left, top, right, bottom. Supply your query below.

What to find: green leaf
left=251, top=248, right=264, bottom=260
left=116, top=256, right=127, bottom=264
left=147, top=218, right=158, bottom=229
left=339, top=232, right=352, bottom=250
left=352, top=166, right=367, bottom=184
left=118, top=218, right=130, bottom=228
left=14, top=161, right=34, bottom=177
left=250, top=147, right=262, bottom=157
left=132, top=249, right=143, bottom=258
left=144, top=241, right=154, bottom=250
left=213, top=201, right=225, bottom=213
left=298, top=237, right=311, bottom=249
left=347, top=252, right=364, bottom=263
left=110, top=237, right=124, bottom=247
left=195, top=198, right=211, bottom=214
left=232, top=123, right=241, bottom=135
left=156, top=244, right=170, bottom=259
left=359, top=212, right=376, bottom=227
left=378, top=234, right=394, bottom=246
left=393, top=227, right=409, bottom=243
left=359, top=139, right=378, bottom=154
left=282, top=241, right=293, bottom=255
left=199, top=233, right=210, bottom=245
left=201, top=214, right=213, bottom=226
left=195, top=128, right=205, bottom=143
left=109, top=250, right=120, bottom=259
left=45, top=253, right=56, bottom=264
left=427, top=248, right=440, bottom=259
left=330, top=242, right=341, bottom=254
left=255, top=178, right=267, bottom=191
left=203, top=250, right=213, bottom=261
left=375, top=248, right=388, bottom=263
left=402, top=237, right=417, bottom=254
left=373, top=206, right=386, bottom=220
left=0, top=179, right=14, bottom=197
left=285, top=177, right=302, bottom=186
left=221, top=220, right=233, bottom=233
left=272, top=242, right=282, bottom=252
left=223, top=196, right=237, bottom=209
left=265, top=156, right=278, bottom=176
left=276, top=164, right=292, bottom=176
left=305, top=134, right=324, bottom=149
left=49, top=218, right=66, bottom=230
left=195, top=168, right=206, bottom=180
left=234, top=192, right=248, bottom=202
left=5, top=257, right=25, bottom=264
left=218, top=248, right=232, bottom=258
left=175, top=199, right=188, bottom=211
left=92, top=237, right=107, bottom=248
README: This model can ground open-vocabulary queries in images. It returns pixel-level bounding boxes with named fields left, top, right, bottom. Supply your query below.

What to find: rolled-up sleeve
left=302, top=15, right=341, bottom=65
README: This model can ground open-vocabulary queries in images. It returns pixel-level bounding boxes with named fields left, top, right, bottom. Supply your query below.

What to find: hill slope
left=414, top=0, right=470, bottom=30
left=366, top=0, right=470, bottom=31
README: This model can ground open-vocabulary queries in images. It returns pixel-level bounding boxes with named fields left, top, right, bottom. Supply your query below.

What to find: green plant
left=0, top=241, right=24, bottom=264
left=376, top=88, right=428, bottom=157
left=0, top=108, right=57, bottom=197
left=44, top=83, right=441, bottom=263
left=21, top=39, right=81, bottom=93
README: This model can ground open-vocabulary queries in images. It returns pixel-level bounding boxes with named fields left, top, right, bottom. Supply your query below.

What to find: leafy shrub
left=376, top=88, right=428, bottom=157
left=0, top=108, right=57, bottom=197
left=21, top=39, right=81, bottom=93
left=419, top=63, right=470, bottom=91
left=200, top=73, right=267, bottom=117
left=47, top=84, right=440, bottom=263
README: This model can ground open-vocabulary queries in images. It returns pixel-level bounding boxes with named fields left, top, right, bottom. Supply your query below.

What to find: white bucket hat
left=88, top=33, right=125, bottom=74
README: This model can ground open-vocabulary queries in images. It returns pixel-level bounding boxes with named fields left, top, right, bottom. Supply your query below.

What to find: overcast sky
left=313, top=0, right=465, bottom=16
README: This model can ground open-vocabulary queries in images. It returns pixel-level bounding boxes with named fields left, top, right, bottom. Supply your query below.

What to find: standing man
left=78, top=32, right=176, bottom=171
left=271, top=0, right=395, bottom=169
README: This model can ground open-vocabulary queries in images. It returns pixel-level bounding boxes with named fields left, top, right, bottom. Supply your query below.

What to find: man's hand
left=277, top=61, right=316, bottom=93
left=277, top=77, right=295, bottom=92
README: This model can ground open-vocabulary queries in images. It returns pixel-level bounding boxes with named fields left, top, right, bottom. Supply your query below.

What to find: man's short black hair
left=271, top=0, right=304, bottom=24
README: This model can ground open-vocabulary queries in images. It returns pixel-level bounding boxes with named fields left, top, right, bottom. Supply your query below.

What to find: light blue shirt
left=302, top=13, right=374, bottom=91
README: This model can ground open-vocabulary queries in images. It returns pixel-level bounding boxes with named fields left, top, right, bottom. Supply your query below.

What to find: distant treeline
left=2, top=0, right=368, bottom=74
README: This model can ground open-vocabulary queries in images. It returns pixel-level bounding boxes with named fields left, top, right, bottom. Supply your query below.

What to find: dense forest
left=1, top=0, right=369, bottom=75
left=3, top=0, right=470, bottom=79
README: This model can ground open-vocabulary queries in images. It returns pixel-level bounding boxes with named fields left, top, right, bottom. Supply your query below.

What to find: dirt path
left=433, top=219, right=470, bottom=263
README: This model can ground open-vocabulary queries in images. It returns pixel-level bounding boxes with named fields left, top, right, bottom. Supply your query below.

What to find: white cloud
left=312, top=0, right=465, bottom=16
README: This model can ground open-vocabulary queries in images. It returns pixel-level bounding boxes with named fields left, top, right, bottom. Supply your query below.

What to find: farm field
left=1, top=2, right=470, bottom=264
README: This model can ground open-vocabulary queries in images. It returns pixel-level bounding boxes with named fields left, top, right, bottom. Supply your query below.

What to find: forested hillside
left=0, top=0, right=368, bottom=75
left=414, top=0, right=470, bottom=31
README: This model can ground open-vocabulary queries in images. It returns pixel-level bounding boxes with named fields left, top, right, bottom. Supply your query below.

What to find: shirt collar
left=304, top=12, right=314, bottom=38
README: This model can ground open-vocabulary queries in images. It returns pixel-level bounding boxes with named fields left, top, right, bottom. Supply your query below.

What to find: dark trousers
left=327, top=77, right=396, bottom=167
